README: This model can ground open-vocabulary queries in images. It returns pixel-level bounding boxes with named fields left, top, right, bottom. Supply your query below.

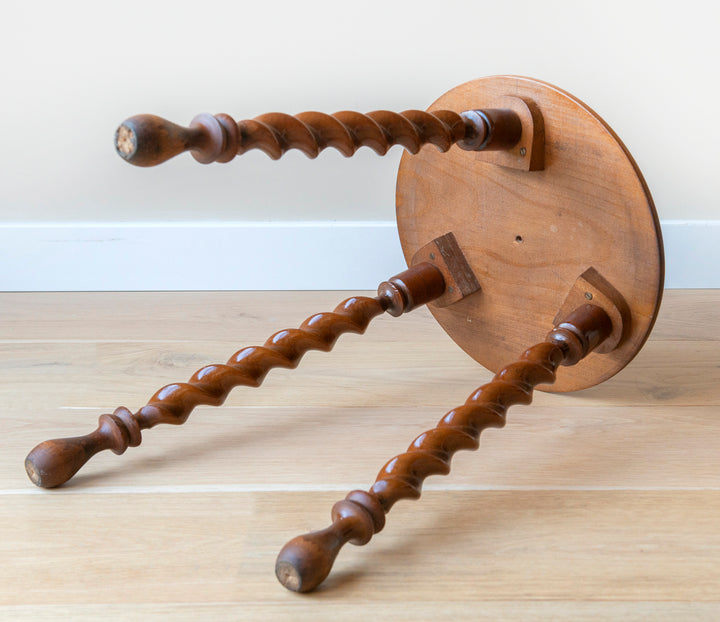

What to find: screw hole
left=515, top=235, right=523, bottom=244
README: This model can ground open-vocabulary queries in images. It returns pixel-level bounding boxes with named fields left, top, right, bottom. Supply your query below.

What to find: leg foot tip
left=275, top=560, right=304, bottom=592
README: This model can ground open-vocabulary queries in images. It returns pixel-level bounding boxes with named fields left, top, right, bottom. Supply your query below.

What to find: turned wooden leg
left=114, top=107, right=523, bottom=167
left=275, top=304, right=613, bottom=592
left=25, top=263, right=446, bottom=489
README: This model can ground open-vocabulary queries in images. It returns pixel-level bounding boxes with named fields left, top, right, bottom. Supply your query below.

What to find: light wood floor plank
left=1, top=491, right=719, bottom=605
left=1, top=339, right=717, bottom=411
left=0, top=290, right=716, bottom=342
left=5, top=406, right=719, bottom=491
left=2, top=602, right=720, bottom=622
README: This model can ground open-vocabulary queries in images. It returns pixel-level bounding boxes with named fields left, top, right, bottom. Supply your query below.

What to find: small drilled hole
left=515, top=235, right=523, bottom=244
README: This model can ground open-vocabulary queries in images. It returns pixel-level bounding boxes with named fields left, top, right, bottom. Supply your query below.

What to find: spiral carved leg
left=25, top=263, right=446, bottom=489
left=115, top=108, right=522, bottom=167
left=275, top=304, right=613, bottom=592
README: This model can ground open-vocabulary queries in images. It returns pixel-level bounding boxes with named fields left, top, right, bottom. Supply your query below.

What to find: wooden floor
left=1, top=290, right=719, bottom=620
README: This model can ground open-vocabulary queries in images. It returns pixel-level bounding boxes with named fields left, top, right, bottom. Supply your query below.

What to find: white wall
left=1, top=0, right=718, bottom=288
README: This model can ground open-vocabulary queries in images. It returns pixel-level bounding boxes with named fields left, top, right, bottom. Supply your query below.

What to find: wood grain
left=0, top=290, right=710, bottom=341
left=396, top=76, right=664, bottom=391
left=4, top=404, right=720, bottom=490
left=2, top=492, right=719, bottom=603
left=1, top=290, right=718, bottom=619
left=3, top=602, right=720, bottom=622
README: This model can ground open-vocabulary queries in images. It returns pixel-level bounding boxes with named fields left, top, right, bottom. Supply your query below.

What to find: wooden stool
left=25, top=76, right=664, bottom=593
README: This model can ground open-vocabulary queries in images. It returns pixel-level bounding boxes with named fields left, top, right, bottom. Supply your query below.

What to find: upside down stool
left=25, top=76, right=664, bottom=592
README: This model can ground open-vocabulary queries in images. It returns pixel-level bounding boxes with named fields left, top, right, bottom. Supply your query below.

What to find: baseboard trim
left=1, top=220, right=717, bottom=290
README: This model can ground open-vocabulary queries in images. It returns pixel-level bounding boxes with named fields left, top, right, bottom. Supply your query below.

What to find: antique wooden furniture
left=25, top=76, right=664, bottom=593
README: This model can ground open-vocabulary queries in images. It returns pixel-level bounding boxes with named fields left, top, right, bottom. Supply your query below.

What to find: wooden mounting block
left=397, top=75, right=664, bottom=392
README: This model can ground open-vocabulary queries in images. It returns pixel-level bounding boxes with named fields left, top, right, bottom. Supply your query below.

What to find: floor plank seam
left=4, top=484, right=720, bottom=495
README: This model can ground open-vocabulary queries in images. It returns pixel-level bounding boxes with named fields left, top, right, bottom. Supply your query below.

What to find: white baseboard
left=660, top=220, right=719, bottom=288
left=0, top=220, right=717, bottom=291
left=1, top=221, right=406, bottom=291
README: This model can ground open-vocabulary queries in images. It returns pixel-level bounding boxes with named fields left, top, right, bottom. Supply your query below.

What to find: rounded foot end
left=275, top=528, right=345, bottom=593
left=24, top=436, right=98, bottom=489
left=24, top=446, right=74, bottom=489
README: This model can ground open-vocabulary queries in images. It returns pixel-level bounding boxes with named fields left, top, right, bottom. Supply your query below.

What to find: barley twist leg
left=25, top=263, right=445, bottom=489
left=275, top=304, right=613, bottom=592
left=115, top=108, right=521, bottom=167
